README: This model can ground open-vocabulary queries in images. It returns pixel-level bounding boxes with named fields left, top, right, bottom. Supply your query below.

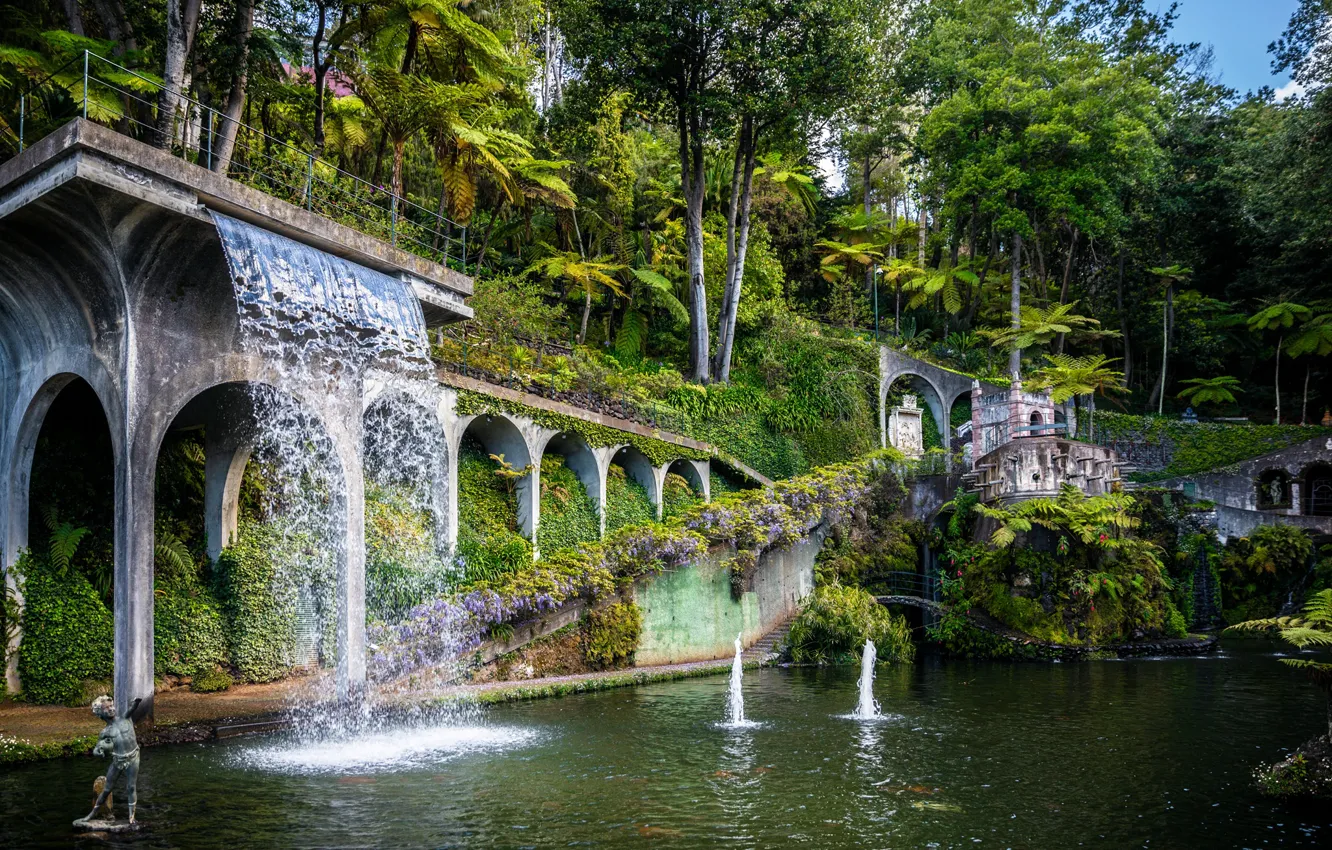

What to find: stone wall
left=632, top=533, right=822, bottom=666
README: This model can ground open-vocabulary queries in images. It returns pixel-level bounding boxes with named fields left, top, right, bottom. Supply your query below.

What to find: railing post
left=18, top=94, right=23, bottom=152
left=390, top=195, right=398, bottom=246
left=304, top=153, right=315, bottom=210
left=462, top=226, right=467, bottom=274
left=82, top=50, right=89, bottom=120
left=205, top=108, right=212, bottom=170
left=462, top=335, right=469, bottom=377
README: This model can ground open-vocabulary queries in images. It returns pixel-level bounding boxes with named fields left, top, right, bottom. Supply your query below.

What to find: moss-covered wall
left=633, top=535, right=820, bottom=666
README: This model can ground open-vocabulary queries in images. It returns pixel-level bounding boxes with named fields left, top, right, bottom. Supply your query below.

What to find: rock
left=1255, top=735, right=1332, bottom=800
left=73, top=818, right=140, bottom=833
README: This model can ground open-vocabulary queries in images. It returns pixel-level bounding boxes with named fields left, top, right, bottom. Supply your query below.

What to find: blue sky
left=1168, top=0, right=1302, bottom=95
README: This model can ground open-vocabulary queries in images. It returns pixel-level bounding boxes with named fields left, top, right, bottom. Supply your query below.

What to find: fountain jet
left=726, top=633, right=745, bottom=725
left=854, top=639, right=880, bottom=719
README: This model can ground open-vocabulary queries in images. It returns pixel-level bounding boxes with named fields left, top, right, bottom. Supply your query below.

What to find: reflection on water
left=0, top=640, right=1327, bottom=848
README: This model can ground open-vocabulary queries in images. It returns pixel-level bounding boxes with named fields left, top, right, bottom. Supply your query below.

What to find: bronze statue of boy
left=75, top=695, right=144, bottom=827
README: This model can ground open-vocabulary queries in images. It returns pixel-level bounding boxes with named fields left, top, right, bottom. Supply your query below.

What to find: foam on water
left=237, top=723, right=541, bottom=774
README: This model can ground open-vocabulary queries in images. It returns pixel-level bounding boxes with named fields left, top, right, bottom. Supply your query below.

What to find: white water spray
left=854, top=638, right=880, bottom=719
left=726, top=633, right=746, bottom=725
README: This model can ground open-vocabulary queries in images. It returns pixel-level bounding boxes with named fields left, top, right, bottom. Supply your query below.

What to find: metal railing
left=878, top=571, right=940, bottom=601
left=14, top=51, right=467, bottom=273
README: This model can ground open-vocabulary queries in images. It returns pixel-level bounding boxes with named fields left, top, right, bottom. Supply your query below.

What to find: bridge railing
left=878, top=571, right=940, bottom=601
left=14, top=51, right=468, bottom=274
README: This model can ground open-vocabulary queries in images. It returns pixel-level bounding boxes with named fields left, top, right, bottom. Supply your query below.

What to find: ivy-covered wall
left=535, top=455, right=600, bottom=556
left=456, top=437, right=533, bottom=583
left=605, top=465, right=656, bottom=533
left=1096, top=412, right=1332, bottom=481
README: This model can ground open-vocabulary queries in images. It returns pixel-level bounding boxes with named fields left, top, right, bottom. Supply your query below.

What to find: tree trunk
left=1010, top=232, right=1022, bottom=378
left=61, top=0, right=84, bottom=34
left=1054, top=226, right=1079, bottom=354
left=714, top=116, right=758, bottom=384
left=680, top=102, right=709, bottom=382
left=211, top=0, right=254, bottom=174
left=1275, top=334, right=1283, bottom=424
left=90, top=0, right=137, bottom=54
left=391, top=139, right=405, bottom=198
left=1302, top=364, right=1310, bottom=426
left=917, top=204, right=927, bottom=266
left=1156, top=285, right=1170, bottom=415
left=1116, top=251, right=1132, bottom=386
left=155, top=0, right=202, bottom=149
left=311, top=1, right=330, bottom=154
left=578, top=289, right=592, bottom=345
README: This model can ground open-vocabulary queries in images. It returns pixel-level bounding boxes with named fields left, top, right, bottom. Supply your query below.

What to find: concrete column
left=593, top=447, right=617, bottom=537
left=204, top=437, right=252, bottom=561
left=521, top=464, right=539, bottom=555
left=113, top=438, right=157, bottom=719
left=326, top=401, right=366, bottom=703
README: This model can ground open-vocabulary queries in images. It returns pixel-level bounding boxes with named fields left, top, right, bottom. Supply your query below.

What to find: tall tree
left=155, top=0, right=203, bottom=149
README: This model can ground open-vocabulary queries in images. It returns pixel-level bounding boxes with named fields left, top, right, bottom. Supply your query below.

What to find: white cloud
left=1274, top=78, right=1307, bottom=101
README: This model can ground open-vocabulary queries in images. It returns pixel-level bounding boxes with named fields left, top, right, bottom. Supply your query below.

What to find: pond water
left=2, top=640, right=1327, bottom=849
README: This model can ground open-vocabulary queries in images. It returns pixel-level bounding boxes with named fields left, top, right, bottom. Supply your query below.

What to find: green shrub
left=535, top=455, right=600, bottom=556
left=786, top=584, right=914, bottom=665
left=366, top=483, right=451, bottom=620
left=456, top=438, right=533, bottom=583
left=605, top=465, right=656, bottom=533
left=214, top=523, right=298, bottom=683
left=191, top=666, right=234, bottom=693
left=154, top=568, right=228, bottom=677
left=15, top=552, right=114, bottom=705
left=660, top=471, right=702, bottom=522
left=582, top=601, right=642, bottom=668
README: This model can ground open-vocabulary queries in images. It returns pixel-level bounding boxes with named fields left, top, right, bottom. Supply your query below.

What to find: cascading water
left=208, top=213, right=526, bottom=768
left=725, top=633, right=747, bottom=726
left=853, top=638, right=880, bottom=719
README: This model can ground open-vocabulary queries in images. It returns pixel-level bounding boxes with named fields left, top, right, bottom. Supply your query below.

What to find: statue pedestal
left=73, top=817, right=140, bottom=833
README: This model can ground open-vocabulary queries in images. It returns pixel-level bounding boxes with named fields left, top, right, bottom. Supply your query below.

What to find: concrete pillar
left=593, top=447, right=617, bottom=537
left=113, top=437, right=157, bottom=719
left=204, top=437, right=252, bottom=561
left=325, top=398, right=366, bottom=703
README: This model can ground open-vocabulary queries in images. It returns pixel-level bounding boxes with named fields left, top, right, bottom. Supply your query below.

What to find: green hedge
left=456, top=439, right=533, bottom=582
left=582, top=601, right=642, bottom=667
left=786, top=584, right=915, bottom=665
left=535, top=455, right=600, bottom=556
left=214, top=522, right=298, bottom=683
left=605, top=465, right=656, bottom=533
left=16, top=552, right=113, bottom=705
left=154, top=569, right=228, bottom=677
left=661, top=472, right=702, bottom=522
left=366, top=483, right=450, bottom=621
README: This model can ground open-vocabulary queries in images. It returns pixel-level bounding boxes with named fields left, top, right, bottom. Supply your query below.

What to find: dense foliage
left=785, top=584, right=914, bottom=666
left=14, top=552, right=113, bottom=705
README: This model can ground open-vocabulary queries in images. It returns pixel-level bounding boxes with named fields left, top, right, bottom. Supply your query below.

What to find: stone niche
left=888, top=394, right=924, bottom=459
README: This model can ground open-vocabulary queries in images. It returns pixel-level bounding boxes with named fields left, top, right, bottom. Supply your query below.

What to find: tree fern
left=614, top=309, right=648, bottom=361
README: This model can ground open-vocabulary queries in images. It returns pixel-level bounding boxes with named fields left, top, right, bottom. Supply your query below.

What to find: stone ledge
left=0, top=120, right=472, bottom=306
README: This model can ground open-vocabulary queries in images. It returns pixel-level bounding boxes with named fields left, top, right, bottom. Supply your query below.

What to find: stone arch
left=159, top=379, right=360, bottom=692
left=3, top=373, right=120, bottom=695
left=1301, top=462, right=1332, bottom=517
left=1257, top=468, right=1293, bottom=510
left=665, top=459, right=708, bottom=498
left=883, top=371, right=948, bottom=449
left=456, top=413, right=537, bottom=539
left=535, top=430, right=603, bottom=535
left=608, top=445, right=660, bottom=518
left=362, top=388, right=449, bottom=552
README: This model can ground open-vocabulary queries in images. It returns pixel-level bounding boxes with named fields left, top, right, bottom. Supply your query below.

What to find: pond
left=2, top=640, right=1327, bottom=848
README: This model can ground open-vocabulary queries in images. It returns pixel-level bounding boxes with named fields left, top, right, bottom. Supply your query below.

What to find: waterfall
left=854, top=639, right=880, bottom=719
left=211, top=211, right=429, bottom=366
left=726, top=633, right=746, bottom=726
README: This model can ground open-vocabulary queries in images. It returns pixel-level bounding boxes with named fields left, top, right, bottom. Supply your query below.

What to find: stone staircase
left=744, top=616, right=797, bottom=664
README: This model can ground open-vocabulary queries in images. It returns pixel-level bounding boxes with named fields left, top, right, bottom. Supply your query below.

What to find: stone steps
left=744, top=616, right=797, bottom=664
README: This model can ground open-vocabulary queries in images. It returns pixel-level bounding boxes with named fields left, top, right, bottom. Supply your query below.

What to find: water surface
left=2, top=640, right=1326, bottom=848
